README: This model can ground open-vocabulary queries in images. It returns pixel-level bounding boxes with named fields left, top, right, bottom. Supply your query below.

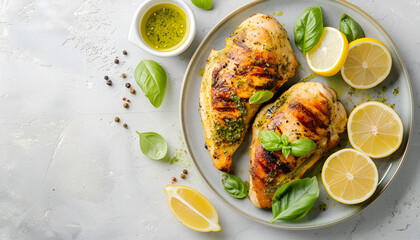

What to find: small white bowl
left=128, top=0, right=196, bottom=57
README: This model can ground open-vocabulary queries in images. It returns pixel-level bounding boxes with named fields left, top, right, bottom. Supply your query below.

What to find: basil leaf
left=290, top=138, right=316, bottom=157
left=340, top=13, right=365, bottom=42
left=244, top=181, right=250, bottom=199
left=249, top=91, right=274, bottom=105
left=191, top=0, right=212, bottom=10
left=294, top=6, right=324, bottom=53
left=280, top=134, right=289, bottom=146
left=271, top=177, right=319, bottom=222
left=282, top=147, right=291, bottom=159
left=134, top=60, right=167, bottom=108
left=136, top=131, right=168, bottom=160
left=259, top=130, right=283, bottom=151
left=221, top=173, right=247, bottom=199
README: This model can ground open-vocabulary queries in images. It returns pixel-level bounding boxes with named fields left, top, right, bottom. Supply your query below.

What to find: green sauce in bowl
left=140, top=3, right=189, bottom=52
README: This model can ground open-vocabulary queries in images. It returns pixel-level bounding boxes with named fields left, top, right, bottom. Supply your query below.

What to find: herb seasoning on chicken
left=199, top=14, right=297, bottom=172
left=249, top=82, right=347, bottom=208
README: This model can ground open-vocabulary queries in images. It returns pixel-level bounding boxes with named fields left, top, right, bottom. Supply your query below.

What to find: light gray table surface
left=0, top=0, right=419, bottom=239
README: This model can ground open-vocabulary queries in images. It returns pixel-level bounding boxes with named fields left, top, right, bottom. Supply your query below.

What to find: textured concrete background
left=0, top=0, right=419, bottom=239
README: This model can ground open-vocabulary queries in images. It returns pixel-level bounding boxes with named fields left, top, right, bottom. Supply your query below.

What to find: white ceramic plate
left=180, top=0, right=413, bottom=229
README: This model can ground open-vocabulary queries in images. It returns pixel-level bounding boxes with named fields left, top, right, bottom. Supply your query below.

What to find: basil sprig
left=249, top=91, right=274, bottom=105
left=259, top=130, right=316, bottom=159
left=221, top=173, right=248, bottom=199
left=294, top=6, right=324, bottom=54
left=136, top=131, right=168, bottom=160
left=339, top=13, right=365, bottom=42
left=134, top=60, right=167, bottom=108
left=271, top=177, right=319, bottom=222
left=191, top=0, right=212, bottom=10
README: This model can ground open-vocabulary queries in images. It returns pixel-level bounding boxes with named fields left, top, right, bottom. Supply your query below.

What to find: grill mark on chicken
left=253, top=79, right=276, bottom=90
left=249, top=82, right=347, bottom=208
left=289, top=100, right=328, bottom=132
left=261, top=150, right=292, bottom=173
left=263, top=148, right=279, bottom=163
left=233, top=39, right=252, bottom=51
left=254, top=147, right=293, bottom=183
left=200, top=14, right=298, bottom=172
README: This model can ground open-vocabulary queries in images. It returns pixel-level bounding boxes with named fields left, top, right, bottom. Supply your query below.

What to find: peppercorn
left=180, top=173, right=185, bottom=179
left=121, top=73, right=126, bottom=78
left=183, top=169, right=188, bottom=174
left=123, top=50, right=127, bottom=55
left=125, top=83, right=131, bottom=88
left=106, top=80, right=112, bottom=86
left=114, top=117, right=120, bottom=122
left=123, top=103, right=129, bottom=108
left=104, top=75, right=109, bottom=80
left=123, top=123, right=127, bottom=128
left=171, top=177, right=176, bottom=182
left=123, top=97, right=126, bottom=101
left=130, top=88, right=136, bottom=94
left=114, top=58, right=119, bottom=64
left=127, top=99, right=130, bottom=103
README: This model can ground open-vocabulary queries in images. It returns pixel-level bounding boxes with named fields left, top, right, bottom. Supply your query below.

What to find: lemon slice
left=341, top=38, right=392, bottom=89
left=306, top=27, right=349, bottom=77
left=322, top=148, right=378, bottom=204
left=348, top=101, right=403, bottom=158
left=164, top=185, right=221, bottom=232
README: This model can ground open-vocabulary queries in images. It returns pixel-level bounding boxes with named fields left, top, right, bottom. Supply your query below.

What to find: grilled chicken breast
left=200, top=14, right=297, bottom=172
left=249, top=82, right=347, bottom=208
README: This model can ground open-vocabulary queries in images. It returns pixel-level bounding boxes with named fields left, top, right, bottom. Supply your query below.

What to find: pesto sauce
left=215, top=118, right=245, bottom=144
left=229, top=92, right=248, bottom=116
left=393, top=87, right=399, bottom=95
left=299, top=73, right=316, bottom=82
left=141, top=3, right=187, bottom=51
left=324, top=74, right=348, bottom=98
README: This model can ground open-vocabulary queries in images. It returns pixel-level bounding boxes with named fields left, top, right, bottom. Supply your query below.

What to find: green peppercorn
left=130, top=88, right=136, bottom=94
left=121, top=73, right=126, bottom=78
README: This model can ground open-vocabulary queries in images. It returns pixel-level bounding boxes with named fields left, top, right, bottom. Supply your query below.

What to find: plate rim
left=179, top=0, right=413, bottom=230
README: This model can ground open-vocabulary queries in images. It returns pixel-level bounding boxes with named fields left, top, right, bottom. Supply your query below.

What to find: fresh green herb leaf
left=339, top=13, right=365, bottom=42
left=249, top=91, right=274, bottom=104
left=134, top=60, right=167, bottom=108
left=294, top=6, right=324, bottom=53
left=191, top=0, right=212, bottom=10
left=290, top=138, right=316, bottom=157
left=244, top=181, right=250, bottom=199
left=271, top=177, right=319, bottom=222
left=280, top=134, right=289, bottom=146
left=282, top=147, right=291, bottom=159
left=259, top=130, right=283, bottom=151
left=221, top=173, right=247, bottom=199
left=259, top=131, right=316, bottom=158
left=136, top=131, right=168, bottom=160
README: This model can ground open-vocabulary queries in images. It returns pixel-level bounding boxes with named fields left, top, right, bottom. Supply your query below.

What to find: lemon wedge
left=341, top=38, right=392, bottom=89
left=306, top=27, right=349, bottom=76
left=164, top=185, right=221, bottom=232
left=322, top=148, right=378, bottom=204
left=347, top=101, right=403, bottom=158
